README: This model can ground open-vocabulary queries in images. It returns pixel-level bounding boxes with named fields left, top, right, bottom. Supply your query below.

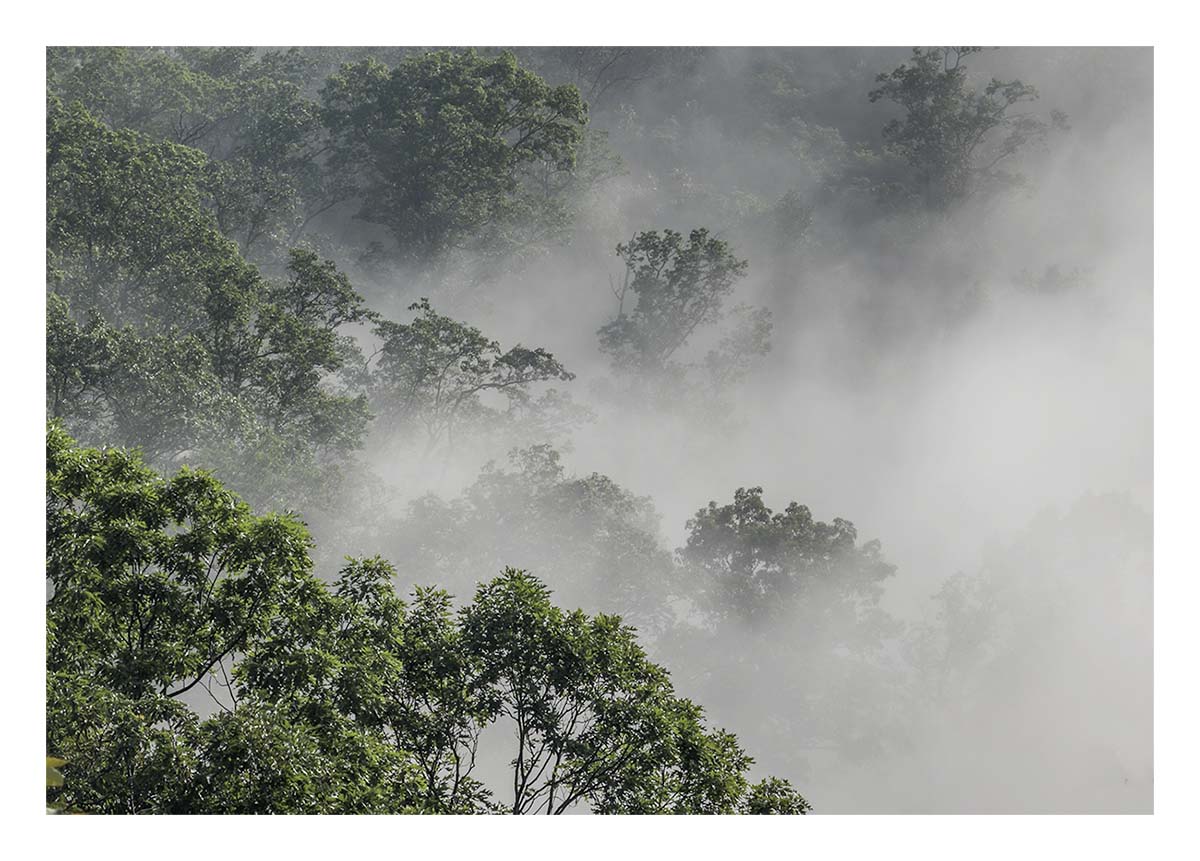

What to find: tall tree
left=598, top=228, right=759, bottom=375
left=320, top=50, right=587, bottom=262
left=868, top=47, right=1066, bottom=210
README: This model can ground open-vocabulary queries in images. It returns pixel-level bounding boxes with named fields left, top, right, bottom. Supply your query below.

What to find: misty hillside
left=45, top=46, right=1151, bottom=814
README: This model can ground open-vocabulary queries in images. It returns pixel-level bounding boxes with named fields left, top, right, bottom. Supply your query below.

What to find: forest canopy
left=44, top=45, right=1150, bottom=815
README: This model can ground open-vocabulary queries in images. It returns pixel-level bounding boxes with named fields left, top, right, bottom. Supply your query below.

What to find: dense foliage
left=46, top=427, right=808, bottom=814
left=321, top=50, right=588, bottom=263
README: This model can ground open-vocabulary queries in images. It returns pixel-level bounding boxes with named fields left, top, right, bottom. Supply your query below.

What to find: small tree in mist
left=868, top=47, right=1066, bottom=210
left=665, top=487, right=903, bottom=764
left=681, top=487, right=895, bottom=630
left=369, top=299, right=576, bottom=453
left=598, top=228, right=767, bottom=378
left=380, top=444, right=677, bottom=634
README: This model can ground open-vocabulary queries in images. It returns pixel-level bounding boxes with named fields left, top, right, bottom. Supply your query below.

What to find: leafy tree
left=48, top=47, right=326, bottom=256
left=665, top=487, right=903, bottom=768
left=47, top=99, right=376, bottom=508
left=47, top=293, right=247, bottom=463
left=459, top=569, right=807, bottom=814
left=47, top=429, right=805, bottom=814
left=598, top=228, right=760, bottom=376
left=46, top=423, right=314, bottom=704
left=380, top=445, right=676, bottom=634
left=45, top=422, right=341, bottom=813
left=320, top=50, right=587, bottom=262
left=370, top=299, right=575, bottom=452
left=868, top=47, right=1066, bottom=210
left=214, top=247, right=375, bottom=458
left=47, top=96, right=259, bottom=333
left=681, top=486, right=895, bottom=630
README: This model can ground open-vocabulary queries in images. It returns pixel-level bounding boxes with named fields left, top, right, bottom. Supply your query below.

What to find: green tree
left=380, top=445, right=676, bottom=634
left=681, top=486, right=895, bottom=629
left=47, top=292, right=247, bottom=463
left=459, top=569, right=807, bottom=814
left=45, top=422, right=343, bottom=813
left=47, top=99, right=377, bottom=508
left=598, top=229, right=760, bottom=376
left=666, top=487, right=904, bottom=767
left=868, top=47, right=1066, bottom=210
left=370, top=299, right=574, bottom=453
left=47, top=96, right=259, bottom=333
left=320, top=50, right=587, bottom=262
left=48, top=47, right=327, bottom=256
left=47, top=429, right=805, bottom=814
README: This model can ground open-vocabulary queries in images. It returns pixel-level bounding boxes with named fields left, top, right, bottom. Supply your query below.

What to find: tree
left=48, top=47, right=327, bottom=256
left=370, top=299, right=575, bottom=452
left=458, top=569, right=808, bottom=814
left=380, top=444, right=677, bottom=634
left=47, top=292, right=247, bottom=463
left=681, top=486, right=895, bottom=630
left=47, top=428, right=806, bottom=814
left=47, top=99, right=377, bottom=509
left=320, top=50, right=587, bottom=262
left=868, top=47, right=1066, bottom=210
left=45, top=422, right=357, bottom=813
left=665, top=487, right=903, bottom=767
left=47, top=96, right=259, bottom=333
left=598, top=228, right=758, bottom=375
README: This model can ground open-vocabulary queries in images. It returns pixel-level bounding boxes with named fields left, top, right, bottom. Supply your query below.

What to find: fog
left=50, top=45, right=1152, bottom=813
left=316, top=47, right=1151, bottom=812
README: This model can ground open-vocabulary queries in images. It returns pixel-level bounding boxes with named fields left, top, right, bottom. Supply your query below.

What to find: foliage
left=380, top=445, right=676, bottom=634
left=320, top=50, right=587, bottom=262
left=598, top=228, right=760, bottom=376
left=46, top=98, right=376, bottom=508
left=681, top=486, right=896, bottom=632
left=459, top=569, right=806, bottom=814
left=46, top=429, right=805, bottom=814
left=48, top=46, right=326, bottom=256
left=665, top=487, right=905, bottom=767
left=370, top=299, right=575, bottom=452
left=47, top=95, right=258, bottom=332
left=868, top=47, right=1066, bottom=210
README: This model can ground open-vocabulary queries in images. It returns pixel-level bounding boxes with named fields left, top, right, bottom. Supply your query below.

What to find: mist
left=46, top=45, right=1152, bottom=814
left=362, top=46, right=1152, bottom=812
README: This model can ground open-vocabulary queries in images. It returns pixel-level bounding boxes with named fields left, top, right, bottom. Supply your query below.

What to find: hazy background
left=49, top=45, right=1153, bottom=812
left=352, top=46, right=1153, bottom=812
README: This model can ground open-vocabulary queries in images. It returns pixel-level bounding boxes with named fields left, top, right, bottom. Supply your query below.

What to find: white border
left=4, top=3, right=1193, bottom=857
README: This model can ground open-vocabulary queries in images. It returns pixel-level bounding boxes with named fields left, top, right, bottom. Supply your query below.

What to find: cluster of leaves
left=48, top=47, right=328, bottom=258
left=369, top=300, right=577, bottom=454
left=321, top=50, right=589, bottom=264
left=681, top=486, right=896, bottom=630
left=668, top=487, right=904, bottom=766
left=47, top=91, right=579, bottom=508
left=379, top=445, right=677, bottom=635
left=46, top=427, right=809, bottom=814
